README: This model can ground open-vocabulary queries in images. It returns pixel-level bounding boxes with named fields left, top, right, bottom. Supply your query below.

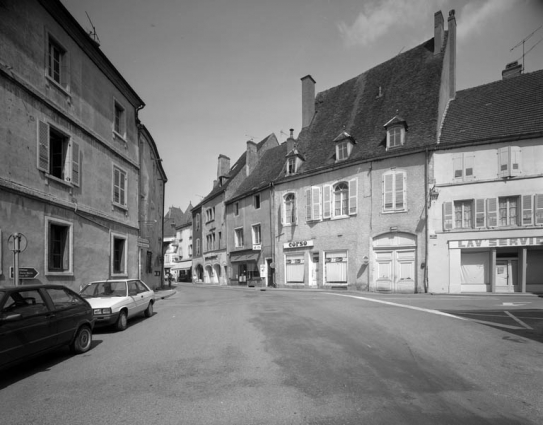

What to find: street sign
left=9, top=267, right=39, bottom=279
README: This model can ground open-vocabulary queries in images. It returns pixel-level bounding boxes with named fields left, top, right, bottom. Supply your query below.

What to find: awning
left=170, top=260, right=193, bottom=270
left=230, top=252, right=260, bottom=262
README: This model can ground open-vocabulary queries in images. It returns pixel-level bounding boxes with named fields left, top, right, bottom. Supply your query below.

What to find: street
left=1, top=285, right=543, bottom=424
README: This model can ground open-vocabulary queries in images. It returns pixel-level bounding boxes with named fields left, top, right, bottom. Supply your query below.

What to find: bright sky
left=61, top=0, right=543, bottom=212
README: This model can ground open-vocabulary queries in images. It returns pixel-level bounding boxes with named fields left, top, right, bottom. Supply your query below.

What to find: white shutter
left=443, top=202, right=453, bottom=230
left=72, top=142, right=80, bottom=187
left=122, top=171, right=127, bottom=206
left=312, top=186, right=322, bottom=220
left=535, top=194, right=543, bottom=225
left=453, top=154, right=463, bottom=178
left=510, top=146, right=521, bottom=176
left=487, top=198, right=498, bottom=227
left=293, top=192, right=298, bottom=224
left=522, top=195, right=533, bottom=226
left=280, top=192, right=285, bottom=225
left=383, top=173, right=393, bottom=210
left=394, top=172, right=405, bottom=210
left=498, top=147, right=509, bottom=178
left=323, top=185, right=331, bottom=219
left=37, top=120, right=50, bottom=172
left=305, top=188, right=312, bottom=221
left=475, top=199, right=486, bottom=228
left=348, top=178, right=358, bottom=215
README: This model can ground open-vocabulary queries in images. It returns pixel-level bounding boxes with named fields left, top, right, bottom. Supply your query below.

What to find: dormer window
left=287, top=157, right=296, bottom=175
left=285, top=149, right=305, bottom=176
left=384, top=116, right=407, bottom=150
left=333, top=131, right=356, bottom=162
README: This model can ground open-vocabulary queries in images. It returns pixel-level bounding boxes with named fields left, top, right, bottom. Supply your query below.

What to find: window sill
left=45, top=173, right=73, bottom=188
left=382, top=209, right=408, bottom=214
left=45, top=75, right=71, bottom=97
left=45, top=271, right=73, bottom=276
left=113, top=131, right=128, bottom=145
left=112, top=202, right=128, bottom=212
left=111, top=273, right=128, bottom=278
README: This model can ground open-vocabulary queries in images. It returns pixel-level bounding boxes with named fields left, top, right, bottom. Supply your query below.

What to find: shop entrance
left=309, top=252, right=319, bottom=287
left=373, top=233, right=416, bottom=293
left=495, top=259, right=518, bottom=292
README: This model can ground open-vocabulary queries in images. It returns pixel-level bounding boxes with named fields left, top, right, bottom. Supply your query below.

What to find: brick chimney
left=301, top=75, right=316, bottom=128
left=217, top=154, right=230, bottom=181
left=245, top=140, right=257, bottom=176
left=502, top=61, right=522, bottom=79
left=447, top=9, right=457, bottom=100
left=434, top=11, right=444, bottom=55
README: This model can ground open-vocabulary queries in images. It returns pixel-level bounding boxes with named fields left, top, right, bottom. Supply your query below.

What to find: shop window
left=286, top=254, right=304, bottom=283
left=37, top=121, right=80, bottom=186
left=46, top=217, right=73, bottom=275
left=325, top=252, right=347, bottom=283
left=382, top=170, right=406, bottom=212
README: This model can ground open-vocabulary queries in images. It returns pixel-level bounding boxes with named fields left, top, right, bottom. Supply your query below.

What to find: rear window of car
left=1, top=290, right=48, bottom=317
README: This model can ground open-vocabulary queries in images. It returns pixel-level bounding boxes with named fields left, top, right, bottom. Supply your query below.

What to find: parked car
left=79, top=279, right=155, bottom=331
left=0, top=284, right=95, bottom=370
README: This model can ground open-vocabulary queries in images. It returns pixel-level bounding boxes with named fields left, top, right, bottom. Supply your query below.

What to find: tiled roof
left=277, top=37, right=444, bottom=179
left=229, top=143, right=288, bottom=202
left=164, top=206, right=184, bottom=237
left=439, top=69, right=543, bottom=145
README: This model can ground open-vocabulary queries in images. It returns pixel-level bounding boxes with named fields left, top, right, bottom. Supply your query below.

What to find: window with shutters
left=111, top=232, right=127, bottom=276
left=334, top=182, right=349, bottom=217
left=498, top=146, right=521, bottom=178
left=45, top=217, right=73, bottom=275
left=454, top=200, right=473, bottom=229
left=46, top=35, right=69, bottom=90
left=305, top=187, right=322, bottom=222
left=283, top=193, right=296, bottom=226
left=112, top=165, right=128, bottom=208
left=37, top=120, right=80, bottom=186
left=383, top=170, right=406, bottom=212
left=453, top=153, right=475, bottom=180
left=498, top=196, right=519, bottom=226
left=535, top=194, right=543, bottom=225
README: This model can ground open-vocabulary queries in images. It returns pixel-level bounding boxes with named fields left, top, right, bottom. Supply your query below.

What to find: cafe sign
left=284, top=240, right=314, bottom=249
left=449, top=237, right=543, bottom=249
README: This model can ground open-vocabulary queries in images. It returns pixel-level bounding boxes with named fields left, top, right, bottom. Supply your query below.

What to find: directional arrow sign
left=9, top=267, right=39, bottom=279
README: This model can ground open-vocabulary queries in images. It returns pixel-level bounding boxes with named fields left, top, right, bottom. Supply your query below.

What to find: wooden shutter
left=121, top=171, right=127, bottom=206
left=394, top=172, right=405, bottom=210
left=443, top=202, right=453, bottom=230
left=293, top=192, right=297, bottom=224
left=535, top=194, right=543, bottom=225
left=498, top=147, right=509, bottom=178
left=383, top=173, right=393, bottom=210
left=487, top=198, right=498, bottom=227
left=475, top=199, right=486, bottom=228
left=37, top=120, right=50, bottom=172
left=305, top=188, right=312, bottom=221
left=521, top=195, right=533, bottom=226
left=312, top=186, right=322, bottom=220
left=323, top=185, right=331, bottom=219
left=464, top=154, right=474, bottom=178
left=510, top=146, right=521, bottom=176
left=453, top=154, right=463, bottom=178
left=71, top=142, right=80, bottom=187
left=348, top=178, right=358, bottom=215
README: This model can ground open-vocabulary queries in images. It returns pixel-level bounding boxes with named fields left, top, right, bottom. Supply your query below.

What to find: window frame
left=335, top=141, right=351, bottom=161
left=386, top=126, right=405, bottom=150
left=234, top=202, right=240, bottom=216
left=498, top=196, right=519, bottom=227
left=252, top=223, right=262, bottom=245
left=112, top=165, right=128, bottom=209
left=110, top=232, right=128, bottom=277
left=45, top=33, right=69, bottom=92
left=254, top=194, right=261, bottom=210
left=382, top=170, right=407, bottom=213
left=453, top=153, right=475, bottom=181
left=287, top=157, right=297, bottom=175
left=282, top=192, right=297, bottom=226
left=234, top=227, right=244, bottom=248
left=44, top=216, right=73, bottom=276
left=454, top=200, right=474, bottom=229
left=113, top=99, right=126, bottom=140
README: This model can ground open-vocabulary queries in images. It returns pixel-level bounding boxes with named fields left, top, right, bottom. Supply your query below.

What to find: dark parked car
left=0, top=284, right=95, bottom=369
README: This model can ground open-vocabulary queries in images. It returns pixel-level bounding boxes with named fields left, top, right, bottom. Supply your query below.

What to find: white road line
left=326, top=293, right=467, bottom=320
left=505, top=311, right=533, bottom=330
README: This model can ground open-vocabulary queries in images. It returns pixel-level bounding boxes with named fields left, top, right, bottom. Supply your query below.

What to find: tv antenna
left=510, top=24, right=542, bottom=72
left=85, top=11, right=101, bottom=46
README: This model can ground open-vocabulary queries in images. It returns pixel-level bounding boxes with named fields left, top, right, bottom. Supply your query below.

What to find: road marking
left=505, top=311, right=533, bottom=330
left=502, top=302, right=531, bottom=306
left=326, top=293, right=467, bottom=320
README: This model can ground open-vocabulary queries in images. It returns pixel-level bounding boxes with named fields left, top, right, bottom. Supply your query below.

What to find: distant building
left=163, top=206, right=184, bottom=277
left=0, top=0, right=166, bottom=290
left=171, top=205, right=193, bottom=282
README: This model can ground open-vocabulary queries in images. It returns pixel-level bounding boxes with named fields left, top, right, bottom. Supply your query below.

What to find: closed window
left=113, top=101, right=126, bottom=138
left=252, top=224, right=261, bottom=245
left=45, top=217, right=73, bottom=275
left=334, top=182, right=349, bottom=217
left=383, top=170, right=406, bottom=212
left=47, top=36, right=67, bottom=87
left=37, top=121, right=80, bottom=186
left=453, top=153, right=474, bottom=180
left=454, top=200, right=473, bottom=229
left=387, top=126, right=404, bottom=149
left=498, top=146, right=521, bottom=178
left=283, top=193, right=296, bottom=226
left=287, top=157, right=296, bottom=175
left=499, top=196, right=518, bottom=226
left=234, top=228, right=244, bottom=248
left=113, top=166, right=128, bottom=207
left=336, top=141, right=349, bottom=161
left=286, top=253, right=304, bottom=283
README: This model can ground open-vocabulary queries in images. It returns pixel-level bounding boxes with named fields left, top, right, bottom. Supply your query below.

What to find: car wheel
left=70, top=325, right=92, bottom=354
left=144, top=301, right=154, bottom=318
left=115, top=310, right=128, bottom=331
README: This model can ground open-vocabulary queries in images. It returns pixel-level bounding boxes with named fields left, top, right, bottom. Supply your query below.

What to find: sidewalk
left=153, top=284, right=177, bottom=300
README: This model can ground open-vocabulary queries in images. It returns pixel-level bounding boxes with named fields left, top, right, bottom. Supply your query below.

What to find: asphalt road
left=1, top=285, right=542, bottom=424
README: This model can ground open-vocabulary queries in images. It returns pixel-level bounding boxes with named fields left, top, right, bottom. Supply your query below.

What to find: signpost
left=9, top=267, right=39, bottom=280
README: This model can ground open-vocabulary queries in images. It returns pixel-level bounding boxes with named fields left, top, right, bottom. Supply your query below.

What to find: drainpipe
left=269, top=182, right=275, bottom=287
left=424, top=148, right=429, bottom=293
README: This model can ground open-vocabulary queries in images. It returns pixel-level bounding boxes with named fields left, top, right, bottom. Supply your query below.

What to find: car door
left=127, top=281, right=143, bottom=317
left=129, top=280, right=150, bottom=314
left=43, top=287, right=88, bottom=346
left=135, top=280, right=153, bottom=311
left=0, top=289, right=57, bottom=367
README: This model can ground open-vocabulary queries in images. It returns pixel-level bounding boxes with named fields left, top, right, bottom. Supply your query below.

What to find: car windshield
left=80, top=281, right=127, bottom=298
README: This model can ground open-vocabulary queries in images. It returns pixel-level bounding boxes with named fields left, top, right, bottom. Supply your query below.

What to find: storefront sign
left=284, top=240, right=314, bottom=249
left=449, top=237, right=543, bottom=249
left=205, top=255, right=218, bottom=260
left=253, top=244, right=262, bottom=250
left=137, top=238, right=150, bottom=248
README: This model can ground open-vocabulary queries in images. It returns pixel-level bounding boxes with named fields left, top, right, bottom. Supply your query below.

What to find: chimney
left=434, top=11, right=444, bottom=55
left=502, top=61, right=522, bottom=79
left=301, top=75, right=316, bottom=128
left=217, top=154, right=230, bottom=181
left=447, top=9, right=457, bottom=100
left=286, top=129, right=295, bottom=155
left=246, top=140, right=257, bottom=176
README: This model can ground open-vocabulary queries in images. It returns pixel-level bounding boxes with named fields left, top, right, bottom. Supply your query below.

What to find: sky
left=60, top=0, right=543, bottom=213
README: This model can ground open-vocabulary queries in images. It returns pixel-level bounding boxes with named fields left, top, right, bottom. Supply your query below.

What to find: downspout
left=368, top=162, right=373, bottom=292
left=269, top=182, right=275, bottom=287
left=424, top=148, right=429, bottom=293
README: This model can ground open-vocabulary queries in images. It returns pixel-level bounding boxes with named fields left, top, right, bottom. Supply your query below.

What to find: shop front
left=448, top=236, right=543, bottom=293
left=171, top=260, right=192, bottom=282
left=229, top=250, right=260, bottom=285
